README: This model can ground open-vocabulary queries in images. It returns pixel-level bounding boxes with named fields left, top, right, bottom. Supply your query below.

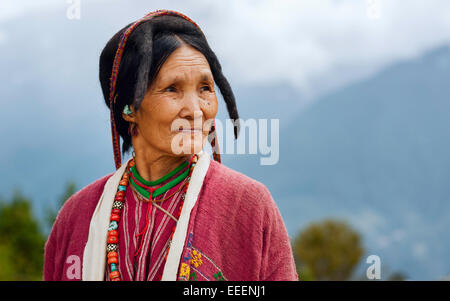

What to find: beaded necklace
left=106, top=154, right=198, bottom=281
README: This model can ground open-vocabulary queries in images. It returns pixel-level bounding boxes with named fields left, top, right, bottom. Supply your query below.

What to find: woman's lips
left=175, top=128, right=202, bottom=133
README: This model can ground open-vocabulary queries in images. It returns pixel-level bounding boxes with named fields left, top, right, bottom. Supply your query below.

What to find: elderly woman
left=44, top=10, right=297, bottom=281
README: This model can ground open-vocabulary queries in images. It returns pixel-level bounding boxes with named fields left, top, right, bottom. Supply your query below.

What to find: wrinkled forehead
left=153, top=46, right=214, bottom=84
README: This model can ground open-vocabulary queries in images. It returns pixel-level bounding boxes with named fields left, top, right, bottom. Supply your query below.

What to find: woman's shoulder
left=204, top=159, right=276, bottom=211
left=207, top=159, right=269, bottom=190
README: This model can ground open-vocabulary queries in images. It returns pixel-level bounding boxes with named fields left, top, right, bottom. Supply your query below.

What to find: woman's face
left=126, top=45, right=218, bottom=157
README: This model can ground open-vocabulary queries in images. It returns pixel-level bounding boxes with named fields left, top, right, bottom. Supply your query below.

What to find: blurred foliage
left=0, top=182, right=75, bottom=281
left=387, top=271, right=408, bottom=281
left=293, top=219, right=365, bottom=281
left=0, top=191, right=46, bottom=280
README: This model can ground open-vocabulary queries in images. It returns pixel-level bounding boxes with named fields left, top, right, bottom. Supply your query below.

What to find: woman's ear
left=122, top=104, right=137, bottom=122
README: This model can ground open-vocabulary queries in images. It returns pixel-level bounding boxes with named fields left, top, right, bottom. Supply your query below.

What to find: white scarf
left=82, top=150, right=210, bottom=281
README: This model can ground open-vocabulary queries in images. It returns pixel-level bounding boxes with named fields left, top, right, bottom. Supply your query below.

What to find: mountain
left=226, top=45, right=450, bottom=280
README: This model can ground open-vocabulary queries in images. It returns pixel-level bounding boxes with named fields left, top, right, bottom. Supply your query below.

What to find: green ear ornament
left=123, top=105, right=132, bottom=115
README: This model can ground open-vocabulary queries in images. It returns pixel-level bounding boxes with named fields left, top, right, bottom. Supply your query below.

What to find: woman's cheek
left=201, top=93, right=217, bottom=112
left=207, top=98, right=219, bottom=119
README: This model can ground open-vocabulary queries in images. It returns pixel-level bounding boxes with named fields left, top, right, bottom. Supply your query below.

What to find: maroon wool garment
left=44, top=159, right=298, bottom=281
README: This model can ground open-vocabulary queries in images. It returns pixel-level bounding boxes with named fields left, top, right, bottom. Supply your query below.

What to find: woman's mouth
left=176, top=127, right=202, bottom=133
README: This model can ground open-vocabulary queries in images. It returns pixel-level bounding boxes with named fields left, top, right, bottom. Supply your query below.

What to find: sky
left=1, top=0, right=450, bottom=102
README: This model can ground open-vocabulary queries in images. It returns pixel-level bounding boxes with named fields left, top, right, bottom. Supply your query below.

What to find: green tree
left=0, top=181, right=77, bottom=280
left=293, top=218, right=364, bottom=281
left=387, top=271, right=408, bottom=281
left=0, top=191, right=46, bottom=280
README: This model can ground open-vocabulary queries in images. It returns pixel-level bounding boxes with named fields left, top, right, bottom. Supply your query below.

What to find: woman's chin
left=170, top=138, right=205, bottom=155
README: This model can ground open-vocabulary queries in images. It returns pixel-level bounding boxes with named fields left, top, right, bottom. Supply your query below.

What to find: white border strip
left=82, top=160, right=129, bottom=281
left=161, top=150, right=210, bottom=280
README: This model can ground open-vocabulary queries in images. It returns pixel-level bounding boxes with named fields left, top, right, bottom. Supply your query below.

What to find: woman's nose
left=179, top=92, right=203, bottom=120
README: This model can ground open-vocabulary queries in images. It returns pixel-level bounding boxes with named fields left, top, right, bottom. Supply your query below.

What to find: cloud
left=3, top=0, right=450, bottom=101
left=375, top=229, right=406, bottom=249
left=348, top=209, right=387, bottom=233
left=0, top=30, right=7, bottom=45
left=346, top=210, right=407, bottom=249
left=412, top=242, right=428, bottom=258
left=197, top=0, right=450, bottom=99
left=0, top=0, right=63, bottom=22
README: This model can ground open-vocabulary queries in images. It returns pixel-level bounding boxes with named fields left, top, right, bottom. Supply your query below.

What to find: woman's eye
left=200, top=85, right=211, bottom=92
left=165, top=85, right=177, bottom=92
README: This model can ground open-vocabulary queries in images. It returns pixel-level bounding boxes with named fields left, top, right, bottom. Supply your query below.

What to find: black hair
left=99, top=14, right=240, bottom=154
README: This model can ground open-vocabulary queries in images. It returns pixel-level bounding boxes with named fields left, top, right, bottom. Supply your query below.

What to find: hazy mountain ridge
left=227, top=45, right=450, bottom=280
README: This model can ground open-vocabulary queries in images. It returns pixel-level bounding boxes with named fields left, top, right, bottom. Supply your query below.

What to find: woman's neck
left=133, top=150, right=191, bottom=183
